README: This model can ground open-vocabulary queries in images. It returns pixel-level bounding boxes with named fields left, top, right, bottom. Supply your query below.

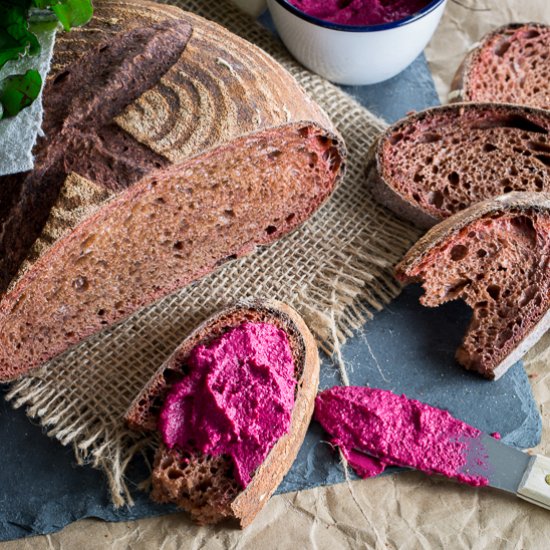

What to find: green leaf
left=51, top=0, right=94, bottom=30
left=0, top=69, right=42, bottom=118
left=0, top=4, right=40, bottom=69
left=0, top=0, right=93, bottom=117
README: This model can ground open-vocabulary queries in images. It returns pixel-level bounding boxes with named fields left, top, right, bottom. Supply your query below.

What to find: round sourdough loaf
left=0, top=0, right=345, bottom=381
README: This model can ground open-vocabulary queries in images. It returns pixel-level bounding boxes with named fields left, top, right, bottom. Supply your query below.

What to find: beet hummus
left=159, top=322, right=296, bottom=489
left=315, top=386, right=489, bottom=486
left=287, top=0, right=433, bottom=26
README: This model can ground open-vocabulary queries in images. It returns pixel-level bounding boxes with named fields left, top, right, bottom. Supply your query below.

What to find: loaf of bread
left=395, top=192, right=550, bottom=380
left=450, top=23, right=550, bottom=110
left=125, top=300, right=320, bottom=527
left=0, top=0, right=345, bottom=381
left=366, top=103, right=550, bottom=228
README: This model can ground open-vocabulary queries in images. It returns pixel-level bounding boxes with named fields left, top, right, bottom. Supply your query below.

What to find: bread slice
left=395, top=192, right=550, bottom=380
left=450, top=23, right=550, bottom=110
left=0, top=1, right=345, bottom=382
left=366, top=103, right=550, bottom=228
left=125, top=299, right=320, bottom=527
left=0, top=121, right=341, bottom=382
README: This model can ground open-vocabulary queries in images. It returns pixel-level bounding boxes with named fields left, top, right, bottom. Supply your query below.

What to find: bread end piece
left=396, top=192, right=550, bottom=380
left=450, top=22, right=550, bottom=109
left=125, top=299, right=320, bottom=527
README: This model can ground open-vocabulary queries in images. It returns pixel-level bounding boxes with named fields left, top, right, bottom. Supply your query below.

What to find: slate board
left=0, top=38, right=542, bottom=541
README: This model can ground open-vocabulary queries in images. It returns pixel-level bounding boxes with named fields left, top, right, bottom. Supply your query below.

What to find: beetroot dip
left=159, top=322, right=296, bottom=489
left=315, top=386, right=489, bottom=486
left=287, top=0, right=433, bottom=26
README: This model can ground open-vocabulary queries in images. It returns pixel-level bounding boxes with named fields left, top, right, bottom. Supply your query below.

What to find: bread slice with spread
left=125, top=300, right=320, bottom=527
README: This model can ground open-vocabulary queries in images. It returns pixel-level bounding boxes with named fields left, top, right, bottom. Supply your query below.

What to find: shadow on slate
left=0, top=26, right=542, bottom=542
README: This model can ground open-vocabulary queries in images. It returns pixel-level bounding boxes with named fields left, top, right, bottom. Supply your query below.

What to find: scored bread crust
left=125, top=299, right=320, bottom=527
left=395, top=192, right=550, bottom=380
left=366, top=102, right=550, bottom=229
left=53, top=0, right=338, bottom=162
left=450, top=22, right=549, bottom=106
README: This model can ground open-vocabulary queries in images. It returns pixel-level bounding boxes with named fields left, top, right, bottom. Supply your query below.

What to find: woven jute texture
left=6, top=0, right=420, bottom=505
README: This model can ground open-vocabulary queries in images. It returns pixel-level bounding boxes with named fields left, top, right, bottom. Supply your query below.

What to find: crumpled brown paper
left=4, top=1, right=550, bottom=548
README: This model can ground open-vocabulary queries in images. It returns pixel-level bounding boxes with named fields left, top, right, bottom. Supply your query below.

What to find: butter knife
left=461, top=433, right=550, bottom=511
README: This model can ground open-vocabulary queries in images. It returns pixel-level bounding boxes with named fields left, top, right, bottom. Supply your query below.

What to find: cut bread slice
left=451, top=23, right=550, bottom=110
left=367, top=103, right=550, bottom=228
left=125, top=299, right=320, bottom=527
left=0, top=122, right=341, bottom=382
left=395, top=192, right=550, bottom=380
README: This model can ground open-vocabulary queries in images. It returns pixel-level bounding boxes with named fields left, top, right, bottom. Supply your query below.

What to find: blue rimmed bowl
left=267, top=0, right=447, bottom=85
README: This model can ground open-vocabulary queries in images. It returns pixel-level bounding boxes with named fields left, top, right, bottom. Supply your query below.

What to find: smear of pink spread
left=315, top=386, right=489, bottom=486
left=288, top=0, right=433, bottom=26
left=159, top=322, right=296, bottom=489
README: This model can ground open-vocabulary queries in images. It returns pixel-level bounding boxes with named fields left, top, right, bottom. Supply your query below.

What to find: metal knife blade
left=460, top=434, right=532, bottom=494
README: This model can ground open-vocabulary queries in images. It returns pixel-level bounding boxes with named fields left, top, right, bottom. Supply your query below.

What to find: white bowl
left=267, top=0, right=447, bottom=85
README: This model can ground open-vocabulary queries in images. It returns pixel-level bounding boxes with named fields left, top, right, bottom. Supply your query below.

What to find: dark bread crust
left=450, top=23, right=550, bottom=108
left=366, top=102, right=550, bottom=228
left=125, top=299, right=320, bottom=527
left=396, top=192, right=550, bottom=380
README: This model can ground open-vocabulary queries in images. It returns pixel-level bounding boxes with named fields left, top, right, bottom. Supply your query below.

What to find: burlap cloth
left=5, top=0, right=420, bottom=506
left=3, top=1, right=550, bottom=548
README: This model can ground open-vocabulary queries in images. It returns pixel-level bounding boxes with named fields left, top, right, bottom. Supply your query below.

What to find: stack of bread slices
left=367, top=22, right=550, bottom=381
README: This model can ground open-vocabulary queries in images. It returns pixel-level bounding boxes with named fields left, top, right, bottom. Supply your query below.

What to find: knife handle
left=517, top=454, right=550, bottom=511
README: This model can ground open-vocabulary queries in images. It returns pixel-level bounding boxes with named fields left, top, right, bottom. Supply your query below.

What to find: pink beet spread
left=315, top=386, right=489, bottom=486
left=288, top=0, right=433, bottom=26
left=159, top=322, right=296, bottom=489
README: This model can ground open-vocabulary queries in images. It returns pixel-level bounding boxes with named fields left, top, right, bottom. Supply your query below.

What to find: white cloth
left=0, top=22, right=57, bottom=177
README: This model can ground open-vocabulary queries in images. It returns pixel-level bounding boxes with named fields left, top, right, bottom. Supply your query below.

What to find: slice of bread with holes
left=125, top=300, right=320, bottom=527
left=395, top=192, right=550, bottom=380
left=450, top=22, right=550, bottom=110
left=366, top=103, right=550, bottom=228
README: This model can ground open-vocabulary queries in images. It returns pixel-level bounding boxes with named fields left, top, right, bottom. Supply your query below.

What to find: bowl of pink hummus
left=267, top=0, right=447, bottom=84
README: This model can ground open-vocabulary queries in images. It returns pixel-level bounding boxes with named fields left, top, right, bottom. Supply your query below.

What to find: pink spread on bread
left=288, top=0, right=432, bottom=26
left=315, top=386, right=489, bottom=486
left=159, top=322, right=296, bottom=489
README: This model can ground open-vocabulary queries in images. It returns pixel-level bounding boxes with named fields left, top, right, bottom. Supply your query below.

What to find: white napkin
left=0, top=22, right=57, bottom=177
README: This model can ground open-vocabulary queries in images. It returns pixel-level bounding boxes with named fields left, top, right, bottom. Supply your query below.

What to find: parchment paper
left=3, top=1, right=550, bottom=548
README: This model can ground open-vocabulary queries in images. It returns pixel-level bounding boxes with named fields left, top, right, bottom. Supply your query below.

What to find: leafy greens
left=0, top=0, right=93, bottom=119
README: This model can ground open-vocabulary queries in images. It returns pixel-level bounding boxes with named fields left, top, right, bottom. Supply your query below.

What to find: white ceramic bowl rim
left=270, top=0, right=446, bottom=33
